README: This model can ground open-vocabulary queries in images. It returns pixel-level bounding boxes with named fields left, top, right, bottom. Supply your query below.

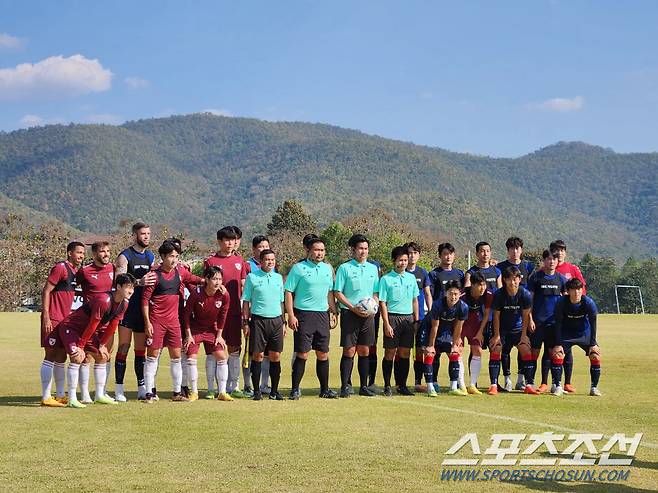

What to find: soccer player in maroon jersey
left=203, top=226, right=248, bottom=398
left=182, top=266, right=232, bottom=401
left=47, top=273, right=136, bottom=408
left=142, top=240, right=204, bottom=403
left=39, top=241, right=86, bottom=407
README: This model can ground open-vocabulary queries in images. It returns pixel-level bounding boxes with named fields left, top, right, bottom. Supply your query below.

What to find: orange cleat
left=564, top=384, right=576, bottom=393
left=524, top=385, right=540, bottom=395
left=537, top=383, right=549, bottom=394
left=487, top=384, right=498, bottom=395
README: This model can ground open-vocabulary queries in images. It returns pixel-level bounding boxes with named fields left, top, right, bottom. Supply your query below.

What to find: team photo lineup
left=38, top=221, right=601, bottom=408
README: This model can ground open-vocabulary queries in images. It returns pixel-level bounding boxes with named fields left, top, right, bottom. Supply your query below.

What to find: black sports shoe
left=289, top=389, right=301, bottom=400
left=383, top=385, right=392, bottom=397
left=339, top=386, right=351, bottom=398
left=181, top=385, right=190, bottom=398
left=319, top=389, right=338, bottom=399
left=269, top=391, right=284, bottom=401
left=397, top=385, right=414, bottom=396
left=253, top=391, right=263, bottom=401
left=359, top=386, right=376, bottom=397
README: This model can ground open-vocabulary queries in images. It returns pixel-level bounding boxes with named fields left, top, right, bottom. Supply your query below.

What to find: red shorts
left=147, top=322, right=182, bottom=350
left=223, top=315, right=243, bottom=348
left=460, top=320, right=483, bottom=347
left=57, top=324, right=101, bottom=354
left=41, top=319, right=62, bottom=348
left=186, top=331, right=222, bottom=356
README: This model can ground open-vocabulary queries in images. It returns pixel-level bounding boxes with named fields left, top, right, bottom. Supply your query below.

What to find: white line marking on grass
left=379, top=398, right=658, bottom=450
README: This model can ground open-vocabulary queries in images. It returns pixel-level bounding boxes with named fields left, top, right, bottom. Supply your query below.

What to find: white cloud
left=19, top=114, right=44, bottom=127
left=85, top=113, right=123, bottom=124
left=527, top=96, right=584, bottom=112
left=0, top=54, right=112, bottom=100
left=0, top=33, right=24, bottom=50
left=124, top=76, right=149, bottom=89
left=202, top=108, right=232, bottom=117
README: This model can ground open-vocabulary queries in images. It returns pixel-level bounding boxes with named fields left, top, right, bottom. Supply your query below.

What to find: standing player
left=378, top=246, right=419, bottom=396
left=459, top=272, right=493, bottom=394
left=142, top=241, right=204, bottom=403
left=285, top=237, right=338, bottom=399
left=48, top=274, right=136, bottom=408
left=487, top=266, right=534, bottom=395
left=39, top=241, right=86, bottom=407
left=526, top=250, right=566, bottom=393
left=242, top=249, right=286, bottom=400
left=334, top=234, right=380, bottom=398
left=464, top=241, right=502, bottom=292
left=427, top=243, right=465, bottom=301
left=114, top=222, right=156, bottom=401
left=183, top=266, right=231, bottom=401
left=550, top=278, right=601, bottom=396
left=204, top=227, right=248, bottom=398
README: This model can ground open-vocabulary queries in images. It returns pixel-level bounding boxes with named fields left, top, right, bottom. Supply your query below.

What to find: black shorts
left=340, top=309, right=375, bottom=347
left=481, top=321, right=492, bottom=350
left=501, top=331, right=522, bottom=353
left=250, top=315, right=284, bottom=354
left=293, top=309, right=330, bottom=354
left=530, top=322, right=554, bottom=350
left=120, top=298, right=145, bottom=333
left=435, top=340, right=453, bottom=355
left=383, top=314, right=414, bottom=349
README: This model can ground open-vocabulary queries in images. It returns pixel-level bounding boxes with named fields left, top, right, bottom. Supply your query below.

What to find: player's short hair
left=470, top=272, right=486, bottom=285
left=91, top=241, right=110, bottom=253
left=230, top=226, right=242, bottom=239
left=391, top=245, right=408, bottom=260
left=302, top=233, right=319, bottom=248
left=348, top=234, right=369, bottom=248
left=505, top=236, right=523, bottom=250
left=259, top=248, right=275, bottom=260
left=445, top=279, right=462, bottom=292
left=115, top=273, right=137, bottom=286
left=307, top=237, right=325, bottom=248
left=438, top=242, right=455, bottom=255
left=405, top=241, right=421, bottom=254
left=550, top=239, right=567, bottom=252
left=566, top=278, right=583, bottom=290
left=131, top=222, right=149, bottom=234
left=542, top=249, right=555, bottom=259
left=66, top=241, right=85, bottom=252
left=158, top=240, right=181, bottom=256
left=502, top=265, right=521, bottom=280
left=252, top=235, right=269, bottom=248
left=475, top=241, right=490, bottom=253
left=203, top=265, right=222, bottom=279
left=217, top=226, right=238, bottom=240
left=166, top=237, right=182, bottom=251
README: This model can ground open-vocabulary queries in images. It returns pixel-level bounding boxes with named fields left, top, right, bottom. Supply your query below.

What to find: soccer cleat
left=414, top=383, right=427, bottom=393
left=229, top=389, right=245, bottom=399
left=289, top=389, right=301, bottom=400
left=589, top=387, right=602, bottom=397
left=80, top=395, right=93, bottom=404
left=432, top=382, right=441, bottom=393
left=55, top=396, right=68, bottom=405
left=41, top=397, right=66, bottom=407
left=204, top=391, right=216, bottom=400
left=243, top=387, right=254, bottom=398
left=217, top=392, right=234, bottom=402
left=504, top=378, right=513, bottom=392
left=537, top=383, right=549, bottom=394
left=383, top=386, right=393, bottom=397
left=564, top=383, right=576, bottom=393
left=260, top=386, right=272, bottom=395
left=269, top=391, right=285, bottom=401
left=426, top=387, right=438, bottom=398
left=67, top=399, right=87, bottom=409
left=151, top=388, right=159, bottom=401
left=252, top=391, right=263, bottom=401
left=524, top=385, right=540, bottom=395
left=367, top=383, right=378, bottom=393
left=319, top=389, right=338, bottom=399
left=114, top=384, right=127, bottom=402
left=550, top=384, right=563, bottom=397
left=136, top=385, right=147, bottom=400
left=487, top=384, right=498, bottom=395
left=181, top=386, right=190, bottom=398
left=359, top=386, right=376, bottom=397
left=397, top=386, right=414, bottom=396
left=142, top=393, right=155, bottom=404
left=466, top=385, right=481, bottom=395
left=448, top=387, right=468, bottom=396
left=339, top=387, right=351, bottom=398
left=515, top=375, right=525, bottom=391
left=188, top=392, right=199, bottom=402
left=171, top=392, right=189, bottom=402
left=347, top=384, right=355, bottom=395
left=94, top=394, right=118, bottom=405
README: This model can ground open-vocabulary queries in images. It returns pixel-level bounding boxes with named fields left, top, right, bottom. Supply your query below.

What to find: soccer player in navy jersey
left=487, top=266, right=534, bottom=395
left=427, top=243, right=465, bottom=300
left=550, top=278, right=601, bottom=396
left=421, top=280, right=468, bottom=396
left=526, top=250, right=566, bottom=393
left=464, top=241, right=502, bottom=292
left=114, top=222, right=157, bottom=401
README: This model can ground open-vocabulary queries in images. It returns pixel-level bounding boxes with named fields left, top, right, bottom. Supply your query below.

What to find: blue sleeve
left=421, top=269, right=430, bottom=289
left=521, top=289, right=532, bottom=309
left=429, top=299, right=443, bottom=321
left=457, top=301, right=468, bottom=321
left=147, top=250, right=155, bottom=265
left=558, top=274, right=568, bottom=293
left=526, top=261, right=535, bottom=277
left=586, top=297, right=598, bottom=345
left=526, top=273, right=537, bottom=293
left=495, top=267, right=502, bottom=278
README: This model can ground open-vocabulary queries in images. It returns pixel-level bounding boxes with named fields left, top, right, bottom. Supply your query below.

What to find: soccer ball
left=356, top=297, right=378, bottom=316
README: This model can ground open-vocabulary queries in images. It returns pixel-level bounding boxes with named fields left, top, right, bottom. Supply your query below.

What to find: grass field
left=1, top=313, right=656, bottom=492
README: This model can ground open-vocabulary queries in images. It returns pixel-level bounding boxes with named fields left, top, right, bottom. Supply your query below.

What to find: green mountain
left=0, top=114, right=655, bottom=260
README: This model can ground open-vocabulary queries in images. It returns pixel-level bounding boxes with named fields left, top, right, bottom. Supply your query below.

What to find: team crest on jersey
left=215, top=300, right=222, bottom=309
left=48, top=337, right=56, bottom=346
left=146, top=338, right=153, bottom=346
left=235, top=263, right=242, bottom=271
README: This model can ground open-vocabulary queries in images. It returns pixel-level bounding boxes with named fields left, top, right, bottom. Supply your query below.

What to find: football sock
left=551, top=357, right=563, bottom=386
left=261, top=358, right=270, bottom=389
left=105, top=360, right=112, bottom=393
left=529, top=356, right=538, bottom=385
left=423, top=355, right=434, bottom=385
left=368, top=346, right=377, bottom=386
left=540, top=349, right=550, bottom=385
left=250, top=359, right=262, bottom=392
left=448, top=353, right=460, bottom=388
left=40, top=360, right=54, bottom=401
left=357, top=355, right=369, bottom=388
left=94, top=363, right=107, bottom=398
left=243, top=357, right=251, bottom=390
left=590, top=361, right=601, bottom=388
left=469, top=356, right=481, bottom=386
left=458, top=356, right=466, bottom=388
left=489, top=353, right=501, bottom=385
left=564, top=350, right=574, bottom=384
left=181, top=352, right=189, bottom=388
left=53, top=362, right=66, bottom=398
left=67, top=363, right=80, bottom=402
left=143, top=356, right=158, bottom=396
left=205, top=355, right=216, bottom=393
left=270, top=361, right=281, bottom=394
left=79, top=363, right=91, bottom=400
left=115, top=352, right=127, bottom=385
left=432, top=355, right=440, bottom=384
left=227, top=351, right=240, bottom=393
left=170, top=358, right=182, bottom=393
left=315, top=359, right=328, bottom=393
left=187, top=357, right=198, bottom=393
left=382, top=358, right=393, bottom=388
left=134, top=349, right=146, bottom=387
left=396, top=357, right=410, bottom=387
left=516, top=352, right=523, bottom=380
left=414, top=355, right=424, bottom=385
left=292, top=356, right=307, bottom=391
left=502, top=351, right=511, bottom=377
left=521, top=353, right=534, bottom=385
left=216, top=360, right=228, bottom=394
left=339, top=355, right=353, bottom=389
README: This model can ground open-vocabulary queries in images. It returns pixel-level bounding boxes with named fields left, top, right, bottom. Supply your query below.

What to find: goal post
left=614, top=285, right=645, bottom=314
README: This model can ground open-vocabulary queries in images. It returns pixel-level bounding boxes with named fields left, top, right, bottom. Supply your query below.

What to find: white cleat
left=136, top=385, right=147, bottom=400
left=114, top=384, right=127, bottom=402
left=550, top=384, right=563, bottom=396
left=80, top=394, right=93, bottom=404
left=589, top=387, right=602, bottom=397
left=504, top=378, right=513, bottom=392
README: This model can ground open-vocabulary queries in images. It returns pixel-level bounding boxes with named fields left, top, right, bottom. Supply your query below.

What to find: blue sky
left=1, top=0, right=657, bottom=156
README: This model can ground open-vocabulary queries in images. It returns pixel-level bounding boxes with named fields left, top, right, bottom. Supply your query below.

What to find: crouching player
left=488, top=266, right=534, bottom=395
left=549, top=278, right=601, bottom=396
left=378, top=246, right=419, bottom=396
left=242, top=249, right=286, bottom=401
left=459, top=272, right=493, bottom=394
left=183, top=266, right=232, bottom=402
left=422, top=280, right=468, bottom=396
left=47, top=274, right=136, bottom=408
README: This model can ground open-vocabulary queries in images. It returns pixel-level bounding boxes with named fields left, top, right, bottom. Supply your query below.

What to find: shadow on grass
left=520, top=480, right=653, bottom=493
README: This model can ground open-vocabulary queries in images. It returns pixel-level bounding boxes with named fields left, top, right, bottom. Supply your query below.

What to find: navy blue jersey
left=407, top=266, right=429, bottom=318
left=429, top=298, right=469, bottom=336
left=427, top=267, right=465, bottom=300
left=497, top=260, right=535, bottom=287
left=492, top=287, right=532, bottom=333
left=120, top=246, right=155, bottom=304
left=554, top=295, right=598, bottom=345
left=467, top=264, right=501, bottom=293
left=527, top=271, right=566, bottom=325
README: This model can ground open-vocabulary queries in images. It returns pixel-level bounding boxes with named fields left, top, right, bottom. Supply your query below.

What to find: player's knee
left=589, top=353, right=601, bottom=364
left=470, top=346, right=482, bottom=357
left=448, top=352, right=460, bottom=362
left=552, top=346, right=565, bottom=360
left=118, top=343, right=131, bottom=355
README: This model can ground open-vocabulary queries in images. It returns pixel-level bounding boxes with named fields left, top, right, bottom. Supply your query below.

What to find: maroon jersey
left=59, top=293, right=128, bottom=347
left=76, top=262, right=115, bottom=302
left=142, top=266, right=203, bottom=328
left=46, top=260, right=79, bottom=323
left=203, top=253, right=247, bottom=322
left=460, top=290, right=493, bottom=335
left=183, top=285, right=230, bottom=334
